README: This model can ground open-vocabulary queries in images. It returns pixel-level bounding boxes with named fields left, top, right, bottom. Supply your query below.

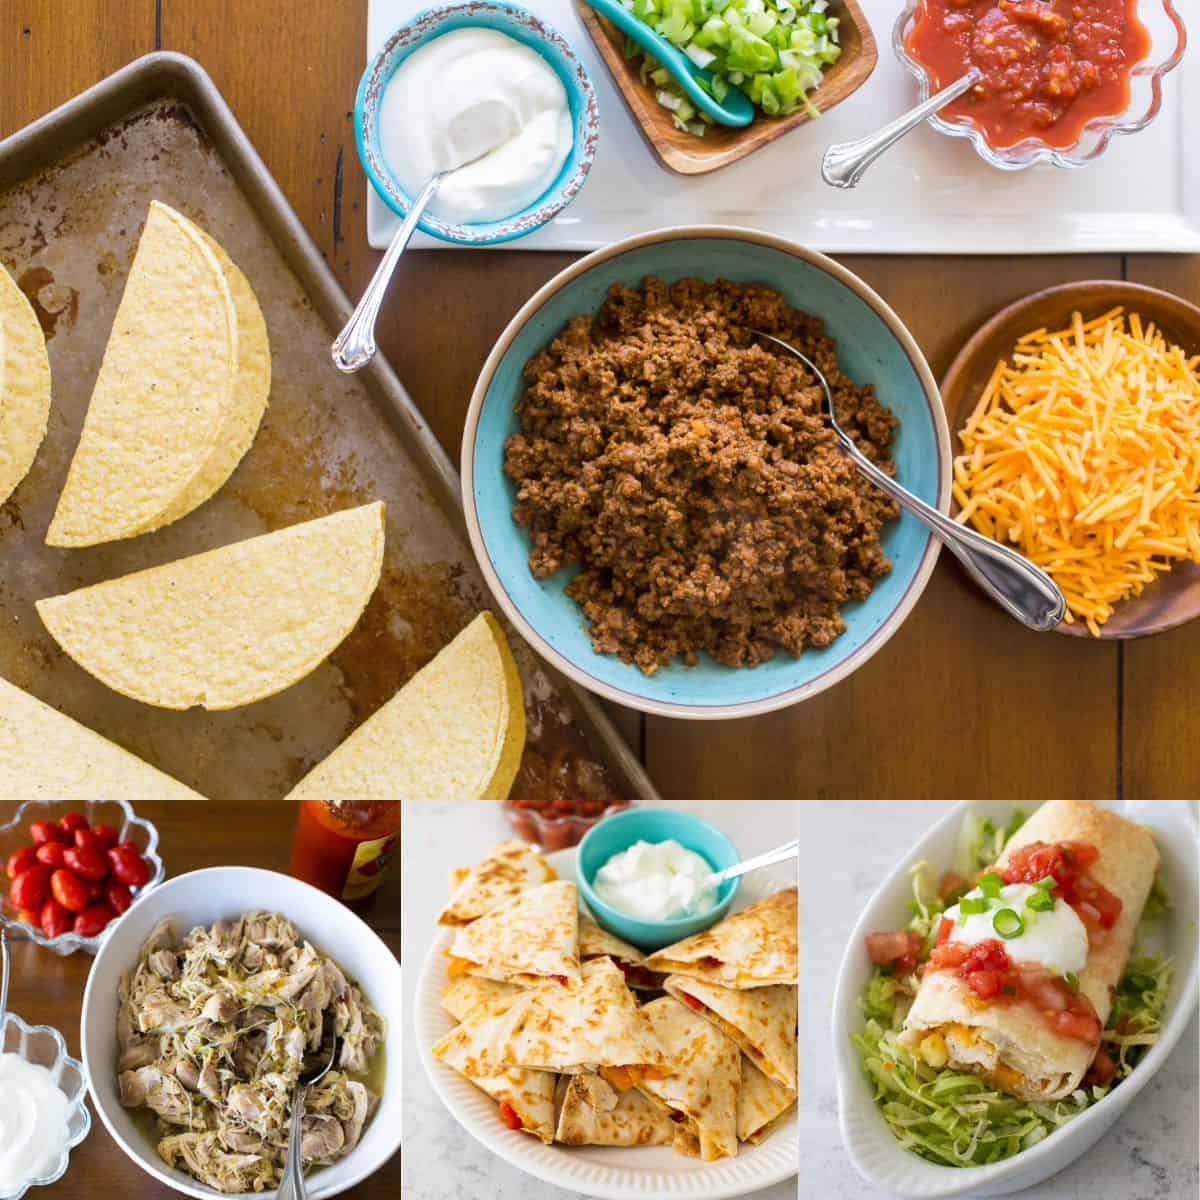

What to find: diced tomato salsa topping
left=999, top=840, right=1121, bottom=932
left=864, top=930, right=924, bottom=976
left=929, top=936, right=1101, bottom=1043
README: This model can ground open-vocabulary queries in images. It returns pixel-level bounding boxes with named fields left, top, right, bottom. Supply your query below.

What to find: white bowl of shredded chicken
left=79, top=867, right=401, bottom=1198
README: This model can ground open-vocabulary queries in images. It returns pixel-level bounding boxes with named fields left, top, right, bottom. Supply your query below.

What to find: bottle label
left=342, top=834, right=399, bottom=900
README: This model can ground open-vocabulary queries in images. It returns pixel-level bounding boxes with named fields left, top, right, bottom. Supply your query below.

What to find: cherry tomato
left=83, top=878, right=104, bottom=902
left=16, top=908, right=41, bottom=928
left=90, top=824, right=120, bottom=850
left=63, top=844, right=107, bottom=882
left=50, top=868, right=88, bottom=914
left=58, top=812, right=90, bottom=836
left=29, top=820, right=66, bottom=846
left=113, top=840, right=141, bottom=856
left=40, top=898, right=72, bottom=939
left=35, top=841, right=67, bottom=868
left=104, top=880, right=133, bottom=916
left=6, top=845, right=39, bottom=880
left=10, top=864, right=52, bottom=910
left=73, top=828, right=108, bottom=855
left=73, top=902, right=114, bottom=938
left=107, top=846, right=150, bottom=889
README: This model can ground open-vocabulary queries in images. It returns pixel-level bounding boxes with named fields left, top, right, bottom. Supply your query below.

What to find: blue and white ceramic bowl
left=463, top=226, right=952, bottom=719
left=355, top=0, right=599, bottom=246
left=577, top=806, right=741, bottom=951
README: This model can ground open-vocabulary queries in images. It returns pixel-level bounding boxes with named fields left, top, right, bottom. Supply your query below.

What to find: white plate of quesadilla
left=415, top=841, right=798, bottom=1199
left=833, top=800, right=1199, bottom=1198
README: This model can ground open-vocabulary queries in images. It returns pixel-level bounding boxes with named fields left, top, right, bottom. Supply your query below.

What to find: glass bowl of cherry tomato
left=1, top=801, right=164, bottom=956
left=502, top=796, right=632, bottom=852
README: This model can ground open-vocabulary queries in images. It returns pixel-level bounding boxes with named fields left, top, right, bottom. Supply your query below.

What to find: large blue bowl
left=577, top=807, right=741, bottom=951
left=355, top=1, right=599, bottom=246
left=463, top=227, right=951, bottom=718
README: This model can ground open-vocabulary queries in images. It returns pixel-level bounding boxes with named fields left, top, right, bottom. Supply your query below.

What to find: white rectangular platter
left=367, top=0, right=1200, bottom=253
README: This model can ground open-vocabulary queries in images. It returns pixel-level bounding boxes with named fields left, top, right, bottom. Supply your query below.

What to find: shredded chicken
left=117, top=912, right=384, bottom=1194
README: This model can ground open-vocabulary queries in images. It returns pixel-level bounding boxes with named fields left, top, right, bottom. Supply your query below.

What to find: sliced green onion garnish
left=993, top=908, right=1024, bottom=939
left=1065, top=971, right=1080, bottom=992
left=1035, top=875, right=1057, bottom=891
left=959, top=896, right=989, bottom=917
left=978, top=872, right=1005, bottom=899
left=1026, top=888, right=1055, bottom=912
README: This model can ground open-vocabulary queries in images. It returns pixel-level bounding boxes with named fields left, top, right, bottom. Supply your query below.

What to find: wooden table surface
left=0, top=800, right=401, bottom=1199
left=2, top=0, right=1197, bottom=800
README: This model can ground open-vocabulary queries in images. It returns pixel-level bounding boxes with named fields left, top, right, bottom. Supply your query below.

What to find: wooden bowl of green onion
left=577, top=0, right=877, bottom=174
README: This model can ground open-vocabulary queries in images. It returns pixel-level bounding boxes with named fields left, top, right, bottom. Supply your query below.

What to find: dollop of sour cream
left=945, top=883, right=1089, bottom=975
left=378, top=28, right=573, bottom=225
left=0, top=1053, right=70, bottom=1194
left=593, top=839, right=718, bottom=922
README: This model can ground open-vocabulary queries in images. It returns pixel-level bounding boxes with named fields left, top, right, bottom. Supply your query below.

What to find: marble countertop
left=401, top=799, right=800, bottom=1200
left=797, top=799, right=1199, bottom=1200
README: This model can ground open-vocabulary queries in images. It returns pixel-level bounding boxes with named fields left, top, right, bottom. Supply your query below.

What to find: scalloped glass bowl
left=893, top=1, right=1187, bottom=169
left=0, top=1012, right=92, bottom=1200
left=0, top=800, right=164, bottom=956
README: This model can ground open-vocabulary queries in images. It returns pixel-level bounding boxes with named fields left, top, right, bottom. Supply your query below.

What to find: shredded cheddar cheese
left=953, top=308, right=1200, bottom=634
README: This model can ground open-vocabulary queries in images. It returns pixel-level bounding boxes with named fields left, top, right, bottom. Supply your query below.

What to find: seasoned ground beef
left=503, top=277, right=900, bottom=675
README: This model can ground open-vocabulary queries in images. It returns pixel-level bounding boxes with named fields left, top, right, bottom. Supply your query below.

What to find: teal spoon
left=582, top=0, right=754, bottom=127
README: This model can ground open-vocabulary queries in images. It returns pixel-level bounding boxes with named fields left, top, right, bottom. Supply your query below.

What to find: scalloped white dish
left=832, top=800, right=1200, bottom=1199
left=0, top=800, right=165, bottom=957
left=0, top=1011, right=92, bottom=1200
left=415, top=847, right=798, bottom=1200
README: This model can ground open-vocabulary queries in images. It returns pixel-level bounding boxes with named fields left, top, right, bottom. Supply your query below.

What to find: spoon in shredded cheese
left=953, top=307, right=1200, bottom=634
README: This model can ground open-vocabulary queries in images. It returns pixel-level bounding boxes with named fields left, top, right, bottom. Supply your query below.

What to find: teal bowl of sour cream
left=355, top=0, right=599, bottom=246
left=577, top=807, right=741, bottom=951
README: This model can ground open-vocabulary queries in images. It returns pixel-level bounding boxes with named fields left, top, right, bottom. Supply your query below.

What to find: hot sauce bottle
left=289, top=801, right=400, bottom=908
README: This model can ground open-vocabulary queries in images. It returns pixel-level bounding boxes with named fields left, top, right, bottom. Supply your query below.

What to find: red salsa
left=905, top=0, right=1151, bottom=149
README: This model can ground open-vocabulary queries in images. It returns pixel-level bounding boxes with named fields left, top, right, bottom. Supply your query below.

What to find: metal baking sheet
left=0, top=52, right=656, bottom=803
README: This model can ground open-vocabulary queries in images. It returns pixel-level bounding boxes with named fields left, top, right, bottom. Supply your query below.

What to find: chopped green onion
left=958, top=896, right=989, bottom=918
left=625, top=0, right=840, bottom=134
left=1025, top=888, right=1055, bottom=913
left=978, top=872, right=1005, bottom=899
left=1035, top=875, right=1057, bottom=891
left=1064, top=971, right=1080, bottom=992
left=992, top=908, right=1024, bottom=939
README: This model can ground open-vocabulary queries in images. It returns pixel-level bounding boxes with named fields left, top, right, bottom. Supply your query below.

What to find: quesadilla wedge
left=448, top=880, right=581, bottom=987
left=36, top=502, right=385, bottom=711
left=634, top=995, right=740, bottom=1162
left=644, top=887, right=797, bottom=988
left=555, top=1073, right=675, bottom=1148
left=438, top=839, right=556, bottom=926
left=0, top=263, right=51, bottom=508
left=664, top=976, right=796, bottom=1090
left=0, top=674, right=204, bottom=799
left=487, top=958, right=670, bottom=1082
left=441, top=977, right=522, bottom=1023
left=47, top=201, right=235, bottom=547
left=737, top=1057, right=796, bottom=1145
left=579, top=913, right=661, bottom=991
left=897, top=800, right=1159, bottom=1101
left=432, top=1002, right=557, bottom=1143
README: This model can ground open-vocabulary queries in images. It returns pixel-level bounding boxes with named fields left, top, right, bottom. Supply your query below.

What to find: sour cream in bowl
left=0, top=1012, right=90, bottom=1200
left=356, top=1, right=599, bottom=246
left=593, top=838, right=719, bottom=923
left=578, top=807, right=741, bottom=951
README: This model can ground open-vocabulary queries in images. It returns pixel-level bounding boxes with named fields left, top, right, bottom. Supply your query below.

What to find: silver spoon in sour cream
left=703, top=839, right=799, bottom=888
left=331, top=150, right=490, bottom=374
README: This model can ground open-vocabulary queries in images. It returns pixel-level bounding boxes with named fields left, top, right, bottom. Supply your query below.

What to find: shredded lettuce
left=853, top=816, right=1173, bottom=1167
left=621, top=0, right=840, bottom=134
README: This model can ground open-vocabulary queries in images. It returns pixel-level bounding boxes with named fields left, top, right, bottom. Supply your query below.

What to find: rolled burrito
left=900, top=800, right=1158, bottom=1100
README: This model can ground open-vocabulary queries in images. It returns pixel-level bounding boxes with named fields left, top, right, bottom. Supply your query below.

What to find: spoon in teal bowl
left=581, top=0, right=754, bottom=127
